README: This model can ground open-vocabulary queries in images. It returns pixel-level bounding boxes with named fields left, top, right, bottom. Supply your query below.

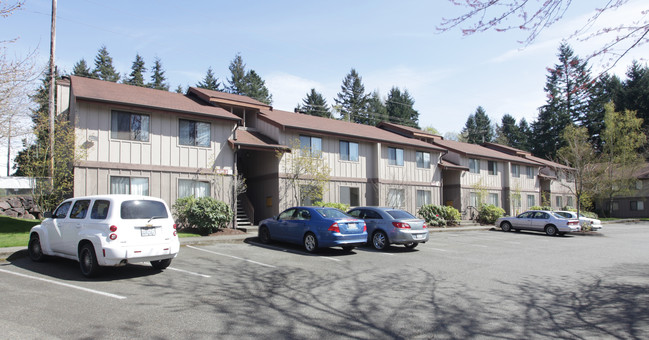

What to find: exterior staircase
left=235, top=199, right=257, bottom=232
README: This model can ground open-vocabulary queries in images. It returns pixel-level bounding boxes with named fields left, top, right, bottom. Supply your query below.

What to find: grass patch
left=0, top=215, right=41, bottom=248
left=178, top=232, right=201, bottom=238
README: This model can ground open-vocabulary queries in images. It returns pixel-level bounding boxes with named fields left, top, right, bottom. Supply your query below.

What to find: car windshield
left=386, top=209, right=416, bottom=220
left=120, top=200, right=168, bottom=219
left=315, top=208, right=349, bottom=219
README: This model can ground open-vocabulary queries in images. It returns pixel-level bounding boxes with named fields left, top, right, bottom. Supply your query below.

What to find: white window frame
left=339, top=141, right=359, bottom=162
left=110, top=176, right=149, bottom=195
left=388, top=147, right=404, bottom=166
left=416, top=190, right=431, bottom=208
left=387, top=188, right=405, bottom=208
left=111, top=110, right=150, bottom=142
left=511, top=164, right=520, bottom=178
left=416, top=151, right=430, bottom=169
left=179, top=119, right=211, bottom=147
left=488, top=161, right=497, bottom=175
left=469, top=158, right=480, bottom=174
left=178, top=179, right=211, bottom=198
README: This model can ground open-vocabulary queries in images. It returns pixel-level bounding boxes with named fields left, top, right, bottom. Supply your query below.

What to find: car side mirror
left=273, top=215, right=278, bottom=220
left=43, top=211, right=53, bottom=218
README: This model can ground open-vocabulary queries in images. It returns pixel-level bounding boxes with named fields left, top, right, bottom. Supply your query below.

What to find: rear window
left=316, top=208, right=349, bottom=219
left=386, top=209, right=415, bottom=220
left=120, top=200, right=168, bottom=219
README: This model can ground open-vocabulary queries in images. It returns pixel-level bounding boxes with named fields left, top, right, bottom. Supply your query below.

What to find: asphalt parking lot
left=1, top=223, right=648, bottom=339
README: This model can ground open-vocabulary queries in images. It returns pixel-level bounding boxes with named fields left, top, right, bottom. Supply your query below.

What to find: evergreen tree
left=495, top=114, right=518, bottom=146
left=148, top=57, right=169, bottom=91
left=71, top=58, right=92, bottom=78
left=517, top=118, right=531, bottom=151
left=588, top=73, right=623, bottom=152
left=92, top=45, right=120, bottom=82
left=295, top=88, right=332, bottom=118
left=226, top=54, right=246, bottom=95
left=335, top=69, right=369, bottom=124
left=241, top=70, right=272, bottom=105
left=124, top=53, right=146, bottom=87
left=196, top=67, right=222, bottom=91
left=365, top=90, right=388, bottom=125
left=385, top=87, right=419, bottom=128
left=619, top=61, right=649, bottom=131
left=175, top=85, right=185, bottom=94
left=462, top=106, right=493, bottom=144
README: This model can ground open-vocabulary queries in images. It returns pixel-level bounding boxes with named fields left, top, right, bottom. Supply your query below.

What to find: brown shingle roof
left=377, top=122, right=443, bottom=139
left=433, top=138, right=540, bottom=165
left=189, top=87, right=271, bottom=110
left=258, top=109, right=446, bottom=152
left=69, top=76, right=240, bottom=122
left=229, top=129, right=289, bottom=152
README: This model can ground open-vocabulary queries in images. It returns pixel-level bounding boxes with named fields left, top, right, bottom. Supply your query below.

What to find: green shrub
left=530, top=205, right=552, bottom=211
left=315, top=201, right=350, bottom=212
left=477, top=204, right=505, bottom=225
left=172, top=196, right=233, bottom=235
left=418, top=205, right=460, bottom=227
left=580, top=211, right=598, bottom=219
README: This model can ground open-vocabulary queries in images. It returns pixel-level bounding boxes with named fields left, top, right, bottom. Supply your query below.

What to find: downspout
left=439, top=149, right=448, bottom=206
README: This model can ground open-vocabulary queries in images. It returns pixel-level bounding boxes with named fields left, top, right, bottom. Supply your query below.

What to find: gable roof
left=258, top=109, right=446, bottom=152
left=69, top=76, right=240, bottom=122
left=377, top=122, right=442, bottom=139
left=481, top=142, right=573, bottom=170
left=188, top=87, right=271, bottom=110
left=229, top=129, right=290, bottom=152
left=433, top=138, right=541, bottom=166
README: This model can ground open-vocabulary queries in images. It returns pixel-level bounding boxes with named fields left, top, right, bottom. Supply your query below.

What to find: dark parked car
left=258, top=206, right=367, bottom=253
left=347, top=207, right=428, bottom=250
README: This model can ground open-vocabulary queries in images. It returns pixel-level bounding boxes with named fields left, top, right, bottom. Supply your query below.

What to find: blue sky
left=2, top=0, right=648, bottom=175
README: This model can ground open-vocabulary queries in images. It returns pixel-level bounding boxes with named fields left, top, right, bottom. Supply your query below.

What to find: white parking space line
left=246, top=241, right=348, bottom=261
left=187, top=245, right=276, bottom=268
left=355, top=248, right=394, bottom=256
left=0, top=268, right=126, bottom=300
left=167, top=267, right=211, bottom=278
left=320, top=256, right=343, bottom=262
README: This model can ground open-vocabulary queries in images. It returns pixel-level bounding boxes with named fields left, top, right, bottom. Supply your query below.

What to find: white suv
left=28, top=195, right=180, bottom=277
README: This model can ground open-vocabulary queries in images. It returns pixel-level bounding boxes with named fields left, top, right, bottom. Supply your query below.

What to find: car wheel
left=341, top=246, right=354, bottom=252
left=405, top=242, right=418, bottom=249
left=501, top=221, right=512, bottom=232
left=372, top=231, right=389, bottom=250
left=303, top=233, right=318, bottom=253
left=258, top=226, right=271, bottom=244
left=28, top=234, right=45, bottom=262
left=79, top=243, right=100, bottom=278
left=545, top=225, right=558, bottom=236
left=151, top=258, right=172, bottom=270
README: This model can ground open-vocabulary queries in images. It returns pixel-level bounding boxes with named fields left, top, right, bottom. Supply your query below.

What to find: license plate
left=347, top=223, right=358, bottom=230
left=415, top=234, right=424, bottom=239
left=141, top=227, right=156, bottom=237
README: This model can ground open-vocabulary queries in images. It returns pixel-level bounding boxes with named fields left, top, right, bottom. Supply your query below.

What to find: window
left=340, top=141, right=359, bottom=161
left=511, top=164, right=520, bottom=177
left=469, top=158, right=480, bottom=174
left=111, top=110, right=150, bottom=142
left=636, top=180, right=643, bottom=190
left=488, top=161, right=497, bottom=175
left=340, top=186, right=360, bottom=206
left=120, top=200, right=168, bottom=219
left=556, top=196, right=563, bottom=208
left=567, top=196, right=574, bottom=208
left=526, top=166, right=534, bottom=179
left=416, top=190, right=431, bottom=208
left=299, top=135, right=322, bottom=155
left=470, top=192, right=479, bottom=207
left=489, top=193, right=499, bottom=206
left=90, top=200, right=110, bottom=220
left=300, top=185, right=321, bottom=205
left=69, top=200, right=90, bottom=219
left=512, top=195, right=521, bottom=208
left=631, top=201, right=644, bottom=211
left=110, top=176, right=149, bottom=195
left=178, top=179, right=211, bottom=198
left=387, top=188, right=405, bottom=207
left=179, top=119, right=210, bottom=147
left=416, top=151, right=430, bottom=168
left=388, top=147, right=404, bottom=166
left=53, top=201, right=71, bottom=219
left=527, top=195, right=535, bottom=207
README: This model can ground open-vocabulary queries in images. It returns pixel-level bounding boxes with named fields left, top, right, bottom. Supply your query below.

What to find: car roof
left=62, top=195, right=164, bottom=203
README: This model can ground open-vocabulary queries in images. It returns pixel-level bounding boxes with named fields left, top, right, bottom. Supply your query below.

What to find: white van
left=28, top=195, right=180, bottom=277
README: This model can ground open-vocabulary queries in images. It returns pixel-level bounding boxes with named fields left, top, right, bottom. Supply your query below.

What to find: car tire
left=372, top=231, right=389, bottom=250
left=151, top=258, right=172, bottom=270
left=258, top=226, right=271, bottom=244
left=79, top=243, right=100, bottom=278
left=303, top=233, right=318, bottom=253
left=28, top=234, right=45, bottom=262
left=501, top=221, right=512, bottom=232
left=545, top=225, right=558, bottom=236
left=341, top=246, right=354, bottom=252
left=404, top=242, right=418, bottom=249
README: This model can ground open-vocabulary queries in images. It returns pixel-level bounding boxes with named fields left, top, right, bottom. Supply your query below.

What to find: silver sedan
left=347, top=207, right=428, bottom=250
left=496, top=210, right=581, bottom=236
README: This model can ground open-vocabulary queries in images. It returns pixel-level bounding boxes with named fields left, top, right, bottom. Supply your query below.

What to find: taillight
left=173, top=223, right=177, bottom=229
left=109, top=233, right=117, bottom=240
left=328, top=222, right=340, bottom=232
left=109, top=225, right=117, bottom=232
left=362, top=221, right=367, bottom=232
left=392, top=222, right=411, bottom=229
left=423, top=223, right=427, bottom=229
left=568, top=221, right=579, bottom=225
left=173, top=230, right=177, bottom=236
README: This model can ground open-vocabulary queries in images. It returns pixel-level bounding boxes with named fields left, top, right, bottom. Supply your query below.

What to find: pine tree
left=148, top=57, right=169, bottom=91
left=92, top=45, right=120, bottom=82
left=123, top=54, right=146, bottom=87
left=619, top=61, right=649, bottom=131
left=226, top=54, right=246, bottom=95
left=517, top=118, right=531, bottom=151
left=365, top=91, right=388, bottom=125
left=588, top=73, right=623, bottom=152
left=385, top=87, right=419, bottom=128
left=495, top=114, right=518, bottom=146
left=462, top=106, right=493, bottom=144
left=335, top=69, right=369, bottom=124
left=242, top=70, right=272, bottom=105
left=296, top=88, right=332, bottom=118
left=197, top=67, right=222, bottom=91
left=72, top=58, right=92, bottom=78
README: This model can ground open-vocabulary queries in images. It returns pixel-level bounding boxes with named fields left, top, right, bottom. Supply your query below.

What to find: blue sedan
left=258, top=206, right=367, bottom=253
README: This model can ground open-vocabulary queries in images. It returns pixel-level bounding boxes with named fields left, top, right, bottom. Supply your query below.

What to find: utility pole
left=48, top=0, right=56, bottom=186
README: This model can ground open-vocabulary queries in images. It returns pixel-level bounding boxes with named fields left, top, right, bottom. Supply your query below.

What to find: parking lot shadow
left=244, top=237, right=362, bottom=257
